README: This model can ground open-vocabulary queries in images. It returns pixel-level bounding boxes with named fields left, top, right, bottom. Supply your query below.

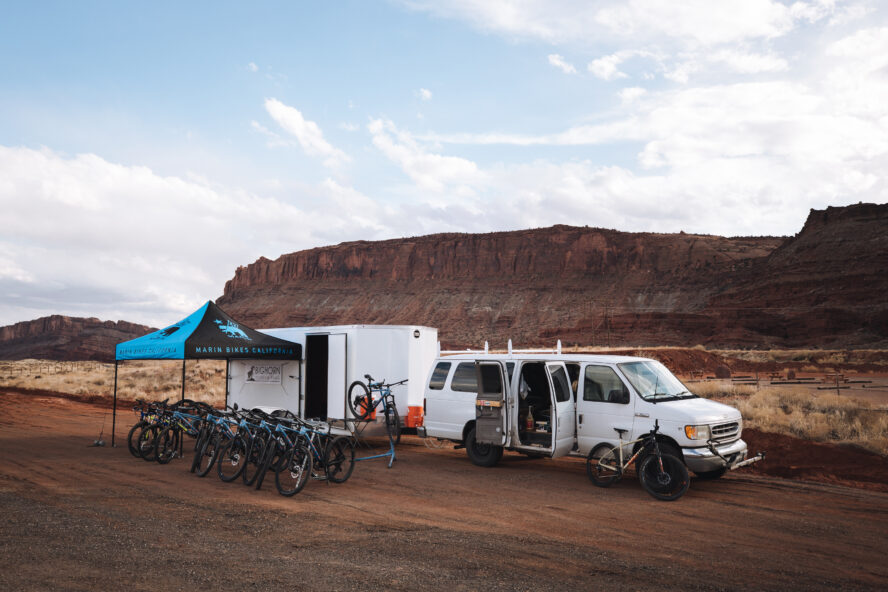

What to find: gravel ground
left=1, top=391, right=886, bottom=591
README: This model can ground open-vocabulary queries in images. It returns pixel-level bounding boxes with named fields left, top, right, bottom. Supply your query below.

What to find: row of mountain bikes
left=127, top=398, right=356, bottom=496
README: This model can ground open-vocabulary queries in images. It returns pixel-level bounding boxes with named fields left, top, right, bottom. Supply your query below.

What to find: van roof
left=437, top=352, right=653, bottom=364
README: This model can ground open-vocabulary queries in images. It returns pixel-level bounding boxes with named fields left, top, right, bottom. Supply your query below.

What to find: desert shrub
left=692, top=381, right=756, bottom=399
left=714, top=365, right=732, bottom=379
left=733, top=388, right=888, bottom=455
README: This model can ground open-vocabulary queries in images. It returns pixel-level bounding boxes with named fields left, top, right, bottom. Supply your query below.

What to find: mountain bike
left=585, top=420, right=690, bottom=501
left=347, top=375, right=406, bottom=444
left=154, top=404, right=210, bottom=464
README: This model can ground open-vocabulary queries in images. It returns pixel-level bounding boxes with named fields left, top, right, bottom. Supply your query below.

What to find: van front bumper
left=682, top=438, right=748, bottom=473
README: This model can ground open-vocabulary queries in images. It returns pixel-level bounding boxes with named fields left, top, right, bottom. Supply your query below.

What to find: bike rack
left=341, top=418, right=397, bottom=469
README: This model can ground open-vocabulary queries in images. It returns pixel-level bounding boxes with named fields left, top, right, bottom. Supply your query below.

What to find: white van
left=417, top=353, right=752, bottom=478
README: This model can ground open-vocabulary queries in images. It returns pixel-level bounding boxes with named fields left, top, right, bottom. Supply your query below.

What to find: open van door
left=547, top=362, right=576, bottom=457
left=474, top=361, right=509, bottom=446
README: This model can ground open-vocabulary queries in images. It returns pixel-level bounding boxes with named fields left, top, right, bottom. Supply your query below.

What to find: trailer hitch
left=706, top=439, right=766, bottom=471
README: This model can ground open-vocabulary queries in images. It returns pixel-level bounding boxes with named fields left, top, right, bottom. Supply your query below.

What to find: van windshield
left=617, top=361, right=696, bottom=402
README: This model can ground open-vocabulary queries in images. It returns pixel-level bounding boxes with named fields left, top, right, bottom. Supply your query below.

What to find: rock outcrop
left=216, top=203, right=888, bottom=348
left=0, top=316, right=154, bottom=362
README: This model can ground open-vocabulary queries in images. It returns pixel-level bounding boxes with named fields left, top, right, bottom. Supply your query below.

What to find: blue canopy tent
left=111, top=301, right=301, bottom=446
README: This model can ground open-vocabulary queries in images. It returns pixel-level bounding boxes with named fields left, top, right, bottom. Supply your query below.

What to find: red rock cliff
left=0, top=316, right=155, bottom=362
left=218, top=204, right=888, bottom=349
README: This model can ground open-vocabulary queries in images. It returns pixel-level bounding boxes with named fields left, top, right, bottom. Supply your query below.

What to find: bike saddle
left=613, top=427, right=628, bottom=437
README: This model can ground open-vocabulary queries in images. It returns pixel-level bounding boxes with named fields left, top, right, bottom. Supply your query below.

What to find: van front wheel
left=465, top=427, right=503, bottom=467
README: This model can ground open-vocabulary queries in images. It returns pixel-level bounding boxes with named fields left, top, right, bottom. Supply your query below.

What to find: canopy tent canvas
left=110, top=300, right=301, bottom=446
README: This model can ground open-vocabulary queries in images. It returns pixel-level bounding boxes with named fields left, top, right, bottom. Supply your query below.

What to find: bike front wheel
left=325, top=436, right=356, bottom=483
left=217, top=434, right=248, bottom=482
left=195, top=432, right=220, bottom=477
left=347, top=381, right=372, bottom=420
left=137, top=424, right=161, bottom=462
left=586, top=445, right=622, bottom=487
left=638, top=453, right=689, bottom=501
left=155, top=427, right=180, bottom=464
left=384, top=405, right=401, bottom=445
left=127, top=420, right=148, bottom=458
left=275, top=444, right=312, bottom=496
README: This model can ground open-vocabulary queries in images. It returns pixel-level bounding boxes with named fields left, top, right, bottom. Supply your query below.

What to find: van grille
left=711, top=421, right=740, bottom=441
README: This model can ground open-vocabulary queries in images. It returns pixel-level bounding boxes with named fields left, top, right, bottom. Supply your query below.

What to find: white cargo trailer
left=226, top=325, right=438, bottom=431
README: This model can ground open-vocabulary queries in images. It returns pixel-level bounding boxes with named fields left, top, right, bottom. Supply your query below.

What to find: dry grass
left=714, top=348, right=888, bottom=367
left=0, top=359, right=226, bottom=406
left=693, top=380, right=888, bottom=455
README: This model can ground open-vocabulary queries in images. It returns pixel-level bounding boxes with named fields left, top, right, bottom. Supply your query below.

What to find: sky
left=1, top=0, right=886, bottom=328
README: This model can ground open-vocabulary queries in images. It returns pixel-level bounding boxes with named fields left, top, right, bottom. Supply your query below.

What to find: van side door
left=547, top=362, right=576, bottom=457
left=474, top=361, right=510, bottom=446
left=576, top=364, right=634, bottom=455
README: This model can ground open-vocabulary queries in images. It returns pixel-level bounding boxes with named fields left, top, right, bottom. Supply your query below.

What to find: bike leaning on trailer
left=347, top=375, right=407, bottom=444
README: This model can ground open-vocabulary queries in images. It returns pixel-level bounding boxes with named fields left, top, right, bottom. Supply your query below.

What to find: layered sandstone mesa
left=0, top=316, right=155, bottom=362
left=218, top=203, right=888, bottom=349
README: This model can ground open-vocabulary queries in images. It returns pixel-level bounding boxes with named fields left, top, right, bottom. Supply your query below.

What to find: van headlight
left=684, top=424, right=711, bottom=440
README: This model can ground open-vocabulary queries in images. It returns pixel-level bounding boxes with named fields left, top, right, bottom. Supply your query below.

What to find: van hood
left=654, top=397, right=741, bottom=424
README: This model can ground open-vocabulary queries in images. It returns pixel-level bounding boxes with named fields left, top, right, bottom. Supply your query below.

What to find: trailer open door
left=474, top=361, right=510, bottom=446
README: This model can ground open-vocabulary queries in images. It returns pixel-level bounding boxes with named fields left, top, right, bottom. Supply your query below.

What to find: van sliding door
left=474, top=361, right=509, bottom=446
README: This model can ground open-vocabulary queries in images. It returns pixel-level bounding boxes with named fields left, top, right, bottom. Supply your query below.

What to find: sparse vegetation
left=0, top=359, right=226, bottom=406
left=715, top=348, right=888, bottom=367
left=694, top=381, right=888, bottom=455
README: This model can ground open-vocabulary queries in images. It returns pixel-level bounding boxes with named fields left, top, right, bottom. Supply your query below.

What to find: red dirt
left=743, top=428, right=888, bottom=492
left=2, top=391, right=887, bottom=591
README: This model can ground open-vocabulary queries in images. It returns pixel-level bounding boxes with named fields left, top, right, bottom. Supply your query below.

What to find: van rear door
left=474, top=361, right=509, bottom=446
left=547, top=362, right=576, bottom=457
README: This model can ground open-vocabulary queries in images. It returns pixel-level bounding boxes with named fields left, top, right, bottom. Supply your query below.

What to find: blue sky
left=1, top=1, right=886, bottom=327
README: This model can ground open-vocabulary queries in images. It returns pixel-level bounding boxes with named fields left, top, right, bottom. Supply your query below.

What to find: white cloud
left=400, top=0, right=829, bottom=47
left=250, top=120, right=291, bottom=148
left=368, top=118, right=482, bottom=192
left=247, top=62, right=258, bottom=72
left=825, top=26, right=888, bottom=71
left=708, top=49, right=789, bottom=73
left=588, top=53, right=629, bottom=80
left=0, top=146, right=384, bottom=326
left=416, top=88, right=433, bottom=100
left=264, top=98, right=350, bottom=168
left=619, top=87, right=647, bottom=103
left=548, top=54, right=577, bottom=74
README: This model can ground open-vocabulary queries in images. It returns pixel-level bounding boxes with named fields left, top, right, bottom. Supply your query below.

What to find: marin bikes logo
left=151, top=320, right=189, bottom=340
left=214, top=318, right=251, bottom=341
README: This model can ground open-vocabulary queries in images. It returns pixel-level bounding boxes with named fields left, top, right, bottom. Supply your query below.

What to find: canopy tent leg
left=111, top=360, right=119, bottom=447
left=225, top=359, right=230, bottom=408
left=179, top=359, right=186, bottom=458
left=180, top=359, right=186, bottom=403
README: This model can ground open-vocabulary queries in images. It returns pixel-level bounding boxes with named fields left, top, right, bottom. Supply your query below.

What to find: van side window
left=451, top=362, right=478, bottom=392
left=565, top=363, right=580, bottom=400
left=584, top=366, right=630, bottom=404
left=550, top=366, right=571, bottom=403
left=428, top=362, right=451, bottom=390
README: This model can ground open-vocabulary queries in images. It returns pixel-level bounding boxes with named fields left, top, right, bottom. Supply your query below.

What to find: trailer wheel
left=465, top=427, right=502, bottom=467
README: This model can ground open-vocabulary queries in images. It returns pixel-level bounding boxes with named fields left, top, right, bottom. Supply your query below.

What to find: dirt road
left=1, top=392, right=886, bottom=591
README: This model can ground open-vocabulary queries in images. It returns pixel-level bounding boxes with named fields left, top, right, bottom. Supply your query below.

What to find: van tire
left=465, top=427, right=502, bottom=467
